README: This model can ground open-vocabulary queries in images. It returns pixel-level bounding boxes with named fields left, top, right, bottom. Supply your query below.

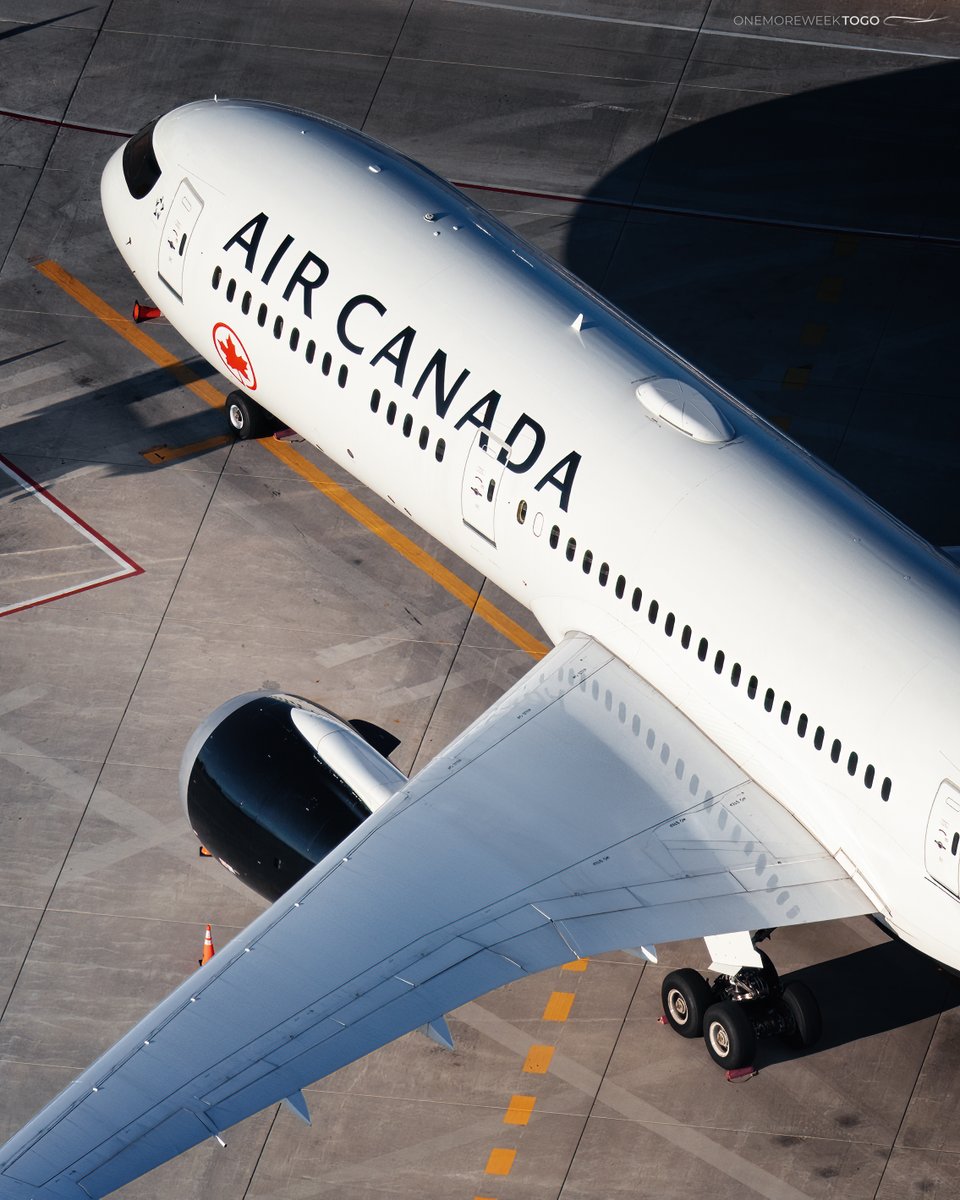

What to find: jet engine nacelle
left=179, top=692, right=406, bottom=901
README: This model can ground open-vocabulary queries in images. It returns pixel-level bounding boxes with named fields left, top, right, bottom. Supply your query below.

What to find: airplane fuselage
left=102, top=99, right=960, bottom=972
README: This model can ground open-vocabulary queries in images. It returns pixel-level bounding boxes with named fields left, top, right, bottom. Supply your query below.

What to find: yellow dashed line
left=34, top=260, right=549, bottom=660
left=800, top=322, right=826, bottom=347
left=542, top=991, right=575, bottom=1021
left=562, top=957, right=589, bottom=972
left=503, top=1094, right=536, bottom=1125
left=484, top=1148, right=517, bottom=1176
left=522, top=1044, right=555, bottom=1073
left=781, top=366, right=811, bottom=390
left=816, top=275, right=844, bottom=303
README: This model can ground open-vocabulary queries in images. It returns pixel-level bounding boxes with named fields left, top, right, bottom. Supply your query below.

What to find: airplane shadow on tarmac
left=759, top=937, right=960, bottom=1069
left=566, top=59, right=960, bottom=545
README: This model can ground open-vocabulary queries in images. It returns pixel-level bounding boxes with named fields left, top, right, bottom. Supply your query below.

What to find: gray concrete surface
left=1, top=3, right=959, bottom=1198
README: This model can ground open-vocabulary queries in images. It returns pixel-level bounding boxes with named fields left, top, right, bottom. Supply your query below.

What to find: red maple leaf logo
left=218, top=332, right=248, bottom=377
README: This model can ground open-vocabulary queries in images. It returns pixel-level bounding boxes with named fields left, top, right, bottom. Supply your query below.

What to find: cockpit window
left=122, top=118, right=161, bottom=199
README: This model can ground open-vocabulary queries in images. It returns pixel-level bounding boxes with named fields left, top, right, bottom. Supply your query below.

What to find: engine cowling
left=179, top=692, right=406, bottom=901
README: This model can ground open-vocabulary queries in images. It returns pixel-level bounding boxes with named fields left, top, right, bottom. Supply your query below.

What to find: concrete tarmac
left=1, top=3, right=959, bottom=1198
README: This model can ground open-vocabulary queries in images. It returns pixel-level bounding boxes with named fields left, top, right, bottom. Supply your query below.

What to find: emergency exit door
left=158, top=179, right=204, bottom=300
left=925, top=780, right=960, bottom=895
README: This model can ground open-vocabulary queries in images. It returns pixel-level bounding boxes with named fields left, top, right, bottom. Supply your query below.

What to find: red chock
left=132, top=301, right=161, bottom=323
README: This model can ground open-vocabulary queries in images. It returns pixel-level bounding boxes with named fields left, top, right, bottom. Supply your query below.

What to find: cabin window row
left=369, top=389, right=446, bottom=463
left=534, top=516, right=893, bottom=803
left=212, top=266, right=347, bottom=379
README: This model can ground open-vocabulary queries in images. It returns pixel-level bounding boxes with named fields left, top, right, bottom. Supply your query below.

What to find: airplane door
left=925, top=780, right=960, bottom=895
left=461, top=429, right=507, bottom=545
left=158, top=179, right=204, bottom=300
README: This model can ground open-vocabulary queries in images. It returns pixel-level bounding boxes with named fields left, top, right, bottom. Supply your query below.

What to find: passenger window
left=226, top=279, right=236, bottom=302
left=814, top=726, right=825, bottom=750
left=419, top=426, right=429, bottom=450
left=549, top=525, right=560, bottom=549
left=764, top=687, right=774, bottom=712
left=864, top=764, right=875, bottom=788
left=598, top=562, right=609, bottom=586
left=322, top=352, right=332, bottom=376
left=730, top=662, right=741, bottom=686
left=435, top=438, right=445, bottom=462
left=830, top=738, right=841, bottom=763
left=582, top=549, right=593, bottom=574
left=242, top=291, right=252, bottom=315
left=615, top=575, right=626, bottom=599
left=881, top=777, right=892, bottom=801
left=714, top=650, right=724, bottom=674
left=386, top=401, right=397, bottom=425
left=747, top=676, right=758, bottom=699
left=370, top=389, right=381, bottom=413
left=648, top=599, right=659, bottom=624
left=780, top=700, right=791, bottom=725
left=305, top=340, right=316, bottom=364
left=566, top=537, right=576, bottom=562
left=681, top=625, right=692, bottom=650
left=289, top=328, right=300, bottom=352
left=338, top=364, right=348, bottom=388
left=212, top=266, right=222, bottom=289
left=847, top=751, right=858, bottom=776
left=273, top=315, right=283, bottom=339
left=257, top=303, right=267, bottom=327
left=797, top=713, right=808, bottom=737
left=517, top=499, right=527, bottom=525
left=664, top=612, right=675, bottom=636
left=631, top=587, right=642, bottom=612
left=697, top=637, right=708, bottom=663
left=402, top=413, right=413, bottom=437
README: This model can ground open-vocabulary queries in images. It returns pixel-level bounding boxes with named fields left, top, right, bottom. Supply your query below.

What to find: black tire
left=226, top=391, right=273, bottom=439
left=661, top=969, right=713, bottom=1038
left=780, top=980, right=822, bottom=1049
left=703, top=1001, right=756, bottom=1069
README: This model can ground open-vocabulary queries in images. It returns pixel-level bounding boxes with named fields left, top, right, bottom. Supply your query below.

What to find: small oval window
left=517, top=499, right=528, bottom=525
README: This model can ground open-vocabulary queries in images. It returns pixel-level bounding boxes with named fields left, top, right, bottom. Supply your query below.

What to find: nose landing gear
left=660, top=935, right=822, bottom=1071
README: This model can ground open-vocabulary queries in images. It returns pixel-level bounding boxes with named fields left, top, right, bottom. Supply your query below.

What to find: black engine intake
left=179, top=692, right=406, bottom=901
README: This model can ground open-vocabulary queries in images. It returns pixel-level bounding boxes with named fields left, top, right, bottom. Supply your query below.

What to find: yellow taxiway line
left=34, top=260, right=548, bottom=659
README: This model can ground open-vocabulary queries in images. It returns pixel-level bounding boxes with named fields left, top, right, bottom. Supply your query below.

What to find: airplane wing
left=0, top=634, right=875, bottom=1200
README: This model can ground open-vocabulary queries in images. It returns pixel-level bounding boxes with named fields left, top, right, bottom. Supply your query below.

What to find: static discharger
left=132, top=301, right=161, bottom=323
left=199, top=924, right=215, bottom=968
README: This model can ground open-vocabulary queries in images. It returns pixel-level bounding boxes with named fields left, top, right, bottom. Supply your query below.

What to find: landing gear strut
left=660, top=934, right=822, bottom=1070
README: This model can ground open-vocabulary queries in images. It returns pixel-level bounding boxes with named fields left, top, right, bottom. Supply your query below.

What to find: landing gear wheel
left=703, top=1001, right=756, bottom=1069
left=226, top=391, right=273, bottom=440
left=661, top=969, right=713, bottom=1038
left=780, top=980, right=822, bottom=1050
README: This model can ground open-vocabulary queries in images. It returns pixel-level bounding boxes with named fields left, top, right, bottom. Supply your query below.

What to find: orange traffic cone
left=132, top=301, right=161, bottom=323
left=198, top=924, right=215, bottom=968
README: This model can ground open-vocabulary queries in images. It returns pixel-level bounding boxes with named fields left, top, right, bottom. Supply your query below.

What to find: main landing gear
left=660, top=932, right=822, bottom=1071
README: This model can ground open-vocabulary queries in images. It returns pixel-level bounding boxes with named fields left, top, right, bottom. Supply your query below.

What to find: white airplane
left=2, top=97, right=959, bottom=1198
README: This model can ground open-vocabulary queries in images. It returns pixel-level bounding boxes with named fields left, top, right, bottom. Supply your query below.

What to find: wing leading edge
left=0, top=635, right=874, bottom=1198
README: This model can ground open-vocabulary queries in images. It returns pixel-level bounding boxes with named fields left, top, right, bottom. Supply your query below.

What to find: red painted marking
left=212, top=322, right=256, bottom=390
left=0, top=109, right=129, bottom=138
left=0, top=453, right=143, bottom=617
left=657, top=1014, right=669, bottom=1025
left=725, top=1066, right=758, bottom=1082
